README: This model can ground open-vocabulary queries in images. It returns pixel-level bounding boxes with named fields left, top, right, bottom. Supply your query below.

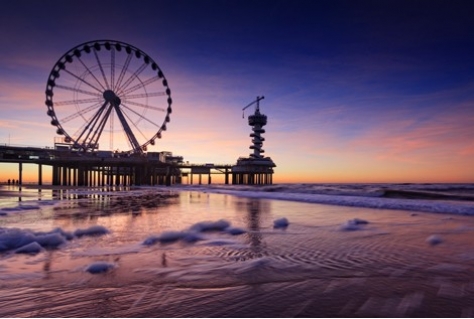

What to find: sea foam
left=142, top=219, right=244, bottom=247
left=85, top=262, right=116, bottom=274
left=189, top=219, right=231, bottom=232
left=74, top=225, right=110, bottom=237
left=0, top=225, right=110, bottom=254
left=339, top=218, right=369, bottom=231
left=273, top=217, right=289, bottom=229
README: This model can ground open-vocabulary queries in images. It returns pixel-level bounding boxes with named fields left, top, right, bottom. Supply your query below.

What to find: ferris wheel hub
left=103, top=90, right=121, bottom=106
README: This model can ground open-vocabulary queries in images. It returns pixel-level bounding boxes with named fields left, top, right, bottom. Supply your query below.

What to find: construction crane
left=242, top=96, right=265, bottom=118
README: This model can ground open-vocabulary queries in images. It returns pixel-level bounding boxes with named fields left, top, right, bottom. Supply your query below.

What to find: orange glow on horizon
left=1, top=162, right=472, bottom=185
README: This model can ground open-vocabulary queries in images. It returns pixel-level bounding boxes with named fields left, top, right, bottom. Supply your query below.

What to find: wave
left=171, top=183, right=474, bottom=216
left=381, top=189, right=474, bottom=201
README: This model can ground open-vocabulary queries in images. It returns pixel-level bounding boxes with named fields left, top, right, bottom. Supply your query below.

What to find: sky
left=1, top=0, right=474, bottom=183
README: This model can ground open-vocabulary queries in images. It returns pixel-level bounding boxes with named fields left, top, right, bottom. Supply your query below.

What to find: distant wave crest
left=174, top=183, right=474, bottom=216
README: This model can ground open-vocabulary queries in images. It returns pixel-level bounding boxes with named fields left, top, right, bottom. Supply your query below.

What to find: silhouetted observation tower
left=232, top=96, right=276, bottom=184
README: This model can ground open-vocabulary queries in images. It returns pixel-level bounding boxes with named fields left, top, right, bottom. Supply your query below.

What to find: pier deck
left=0, top=145, right=235, bottom=186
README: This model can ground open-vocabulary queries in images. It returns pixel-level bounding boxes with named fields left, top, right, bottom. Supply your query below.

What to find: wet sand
left=1, top=187, right=474, bottom=317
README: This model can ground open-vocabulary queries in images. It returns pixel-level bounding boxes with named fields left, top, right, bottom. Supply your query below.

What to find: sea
left=2, top=182, right=474, bottom=216
left=1, top=182, right=474, bottom=317
left=177, top=182, right=474, bottom=215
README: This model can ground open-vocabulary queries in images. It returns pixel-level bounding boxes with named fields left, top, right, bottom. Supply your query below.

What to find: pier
left=0, top=95, right=276, bottom=187
left=0, top=40, right=275, bottom=187
left=0, top=145, right=235, bottom=187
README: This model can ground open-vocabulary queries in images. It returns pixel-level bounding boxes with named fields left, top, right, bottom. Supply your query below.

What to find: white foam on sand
left=189, top=219, right=231, bottom=232
left=0, top=200, right=59, bottom=215
left=35, top=227, right=75, bottom=240
left=142, top=219, right=246, bottom=247
left=34, top=233, right=67, bottom=248
left=339, top=218, right=370, bottom=231
left=0, top=225, right=110, bottom=255
left=142, top=231, right=206, bottom=246
left=0, top=204, right=41, bottom=213
left=74, top=225, right=110, bottom=237
left=273, top=217, right=290, bottom=229
left=225, top=227, right=246, bottom=235
left=71, top=243, right=142, bottom=257
left=85, top=261, right=116, bottom=274
left=426, top=234, right=443, bottom=245
left=14, top=241, right=44, bottom=254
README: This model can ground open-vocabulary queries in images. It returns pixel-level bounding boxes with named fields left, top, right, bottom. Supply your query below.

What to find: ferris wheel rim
left=45, top=39, right=172, bottom=154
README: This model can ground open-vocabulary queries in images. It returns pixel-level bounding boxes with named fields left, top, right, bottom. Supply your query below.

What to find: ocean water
left=1, top=183, right=474, bottom=317
left=176, top=182, right=474, bottom=215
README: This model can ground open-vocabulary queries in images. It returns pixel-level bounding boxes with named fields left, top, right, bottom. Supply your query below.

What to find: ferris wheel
left=45, top=40, right=172, bottom=154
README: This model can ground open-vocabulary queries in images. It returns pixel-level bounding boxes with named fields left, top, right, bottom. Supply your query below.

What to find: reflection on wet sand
left=42, top=251, right=53, bottom=280
left=244, top=199, right=266, bottom=259
left=2, top=189, right=474, bottom=317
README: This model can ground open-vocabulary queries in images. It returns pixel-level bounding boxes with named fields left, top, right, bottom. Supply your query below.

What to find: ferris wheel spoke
left=122, top=76, right=160, bottom=95
left=122, top=100, right=166, bottom=112
left=63, top=68, right=104, bottom=93
left=116, top=62, right=148, bottom=93
left=86, top=105, right=114, bottom=149
left=53, top=97, right=103, bottom=107
left=124, top=92, right=166, bottom=99
left=121, top=103, right=162, bottom=128
left=71, top=121, right=89, bottom=144
left=93, top=49, right=110, bottom=89
left=111, top=48, right=116, bottom=91
left=74, top=101, right=109, bottom=147
left=60, top=102, right=102, bottom=124
left=110, top=108, right=114, bottom=150
left=115, top=53, right=133, bottom=91
left=75, top=107, right=105, bottom=147
left=55, top=84, right=102, bottom=98
left=76, top=56, right=107, bottom=91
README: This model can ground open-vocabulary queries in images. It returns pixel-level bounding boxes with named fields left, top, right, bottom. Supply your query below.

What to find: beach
left=1, top=184, right=474, bottom=317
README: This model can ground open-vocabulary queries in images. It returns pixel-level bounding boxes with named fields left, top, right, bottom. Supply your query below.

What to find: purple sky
left=1, top=0, right=473, bottom=182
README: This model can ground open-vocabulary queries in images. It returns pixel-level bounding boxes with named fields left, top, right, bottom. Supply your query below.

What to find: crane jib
left=242, top=96, right=265, bottom=118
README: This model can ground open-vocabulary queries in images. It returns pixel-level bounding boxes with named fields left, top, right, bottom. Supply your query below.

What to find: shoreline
left=2, top=182, right=474, bottom=216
